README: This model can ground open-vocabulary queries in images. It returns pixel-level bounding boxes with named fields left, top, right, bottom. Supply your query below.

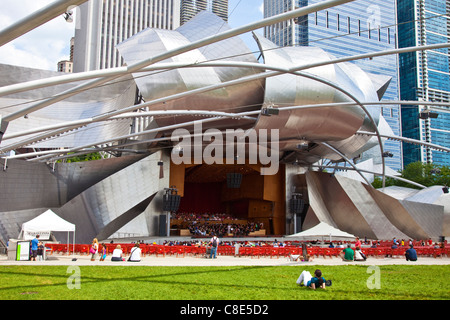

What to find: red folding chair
left=391, top=248, right=405, bottom=258
left=175, top=246, right=185, bottom=258
left=277, top=247, right=287, bottom=258
left=155, top=246, right=165, bottom=257
left=147, top=245, right=156, bottom=256
left=444, top=247, right=450, bottom=258
left=307, top=247, right=319, bottom=258
left=250, top=247, right=261, bottom=259
left=432, top=248, right=442, bottom=258
left=269, top=247, right=279, bottom=259
left=184, top=246, right=192, bottom=256
left=331, top=248, right=341, bottom=258
left=79, top=244, right=90, bottom=255
left=375, top=248, right=387, bottom=258
left=195, top=246, right=206, bottom=258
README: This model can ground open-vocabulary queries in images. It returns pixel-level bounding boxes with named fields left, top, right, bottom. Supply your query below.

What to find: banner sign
left=16, top=241, right=30, bottom=261
left=23, top=231, right=51, bottom=240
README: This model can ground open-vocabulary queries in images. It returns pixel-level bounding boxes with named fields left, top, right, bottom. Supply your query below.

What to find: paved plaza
left=1, top=252, right=449, bottom=267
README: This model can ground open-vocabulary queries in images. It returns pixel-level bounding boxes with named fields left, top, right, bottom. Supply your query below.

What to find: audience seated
left=171, top=211, right=263, bottom=237
left=171, top=212, right=238, bottom=222
left=188, top=221, right=262, bottom=237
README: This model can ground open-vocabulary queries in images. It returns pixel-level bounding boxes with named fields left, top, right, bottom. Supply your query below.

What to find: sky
left=0, top=0, right=264, bottom=72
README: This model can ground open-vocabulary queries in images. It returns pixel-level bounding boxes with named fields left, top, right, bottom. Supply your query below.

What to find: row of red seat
left=46, top=243, right=449, bottom=258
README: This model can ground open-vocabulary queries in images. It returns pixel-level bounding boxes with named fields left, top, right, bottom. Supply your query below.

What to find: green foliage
left=0, top=265, right=449, bottom=300
left=59, top=152, right=103, bottom=163
left=372, top=161, right=450, bottom=189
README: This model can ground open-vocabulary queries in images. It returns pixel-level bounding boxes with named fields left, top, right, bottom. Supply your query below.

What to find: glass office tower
left=397, top=0, right=450, bottom=166
left=264, top=0, right=403, bottom=170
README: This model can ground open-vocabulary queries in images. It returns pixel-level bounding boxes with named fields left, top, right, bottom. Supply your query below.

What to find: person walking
left=31, top=235, right=40, bottom=261
left=90, top=238, right=99, bottom=261
left=209, top=234, right=219, bottom=259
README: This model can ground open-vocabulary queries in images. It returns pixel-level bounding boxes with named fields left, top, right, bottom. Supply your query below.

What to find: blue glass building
left=264, top=0, right=403, bottom=171
left=397, top=0, right=450, bottom=166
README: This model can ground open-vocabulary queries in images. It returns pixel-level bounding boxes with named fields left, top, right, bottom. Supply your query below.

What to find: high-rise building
left=73, top=0, right=181, bottom=72
left=264, top=0, right=403, bottom=171
left=57, top=37, right=75, bottom=73
left=180, top=0, right=228, bottom=25
left=57, top=60, right=74, bottom=73
left=397, top=0, right=450, bottom=166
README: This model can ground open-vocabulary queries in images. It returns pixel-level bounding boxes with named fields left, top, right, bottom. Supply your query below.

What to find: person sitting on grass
left=296, top=269, right=328, bottom=290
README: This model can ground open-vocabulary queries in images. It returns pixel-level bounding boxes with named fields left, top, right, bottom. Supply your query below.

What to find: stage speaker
left=227, top=172, right=242, bottom=188
left=163, top=193, right=181, bottom=212
left=159, top=214, right=167, bottom=236
left=289, top=198, right=304, bottom=214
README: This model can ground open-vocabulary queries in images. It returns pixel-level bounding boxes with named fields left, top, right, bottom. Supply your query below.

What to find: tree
left=372, top=162, right=450, bottom=189
left=58, top=152, right=103, bottom=163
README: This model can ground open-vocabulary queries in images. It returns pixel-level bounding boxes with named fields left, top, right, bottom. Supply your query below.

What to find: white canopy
left=22, top=209, right=75, bottom=234
left=20, top=209, right=76, bottom=255
left=286, top=222, right=356, bottom=241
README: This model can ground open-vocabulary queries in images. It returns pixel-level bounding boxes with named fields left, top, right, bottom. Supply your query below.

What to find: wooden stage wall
left=169, top=161, right=286, bottom=235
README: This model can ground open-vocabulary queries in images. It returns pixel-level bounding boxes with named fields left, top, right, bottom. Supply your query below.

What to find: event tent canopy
left=21, top=209, right=75, bottom=234
left=286, top=222, right=356, bottom=242
left=20, top=209, right=76, bottom=254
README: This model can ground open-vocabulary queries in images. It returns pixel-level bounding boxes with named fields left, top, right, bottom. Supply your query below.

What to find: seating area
left=170, top=212, right=265, bottom=237
left=44, top=242, right=450, bottom=259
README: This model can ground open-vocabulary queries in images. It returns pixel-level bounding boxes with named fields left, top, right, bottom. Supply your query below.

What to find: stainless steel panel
left=116, top=11, right=265, bottom=124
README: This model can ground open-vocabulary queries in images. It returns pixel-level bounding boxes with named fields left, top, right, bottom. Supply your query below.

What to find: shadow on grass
left=0, top=265, right=294, bottom=294
left=2, top=265, right=448, bottom=300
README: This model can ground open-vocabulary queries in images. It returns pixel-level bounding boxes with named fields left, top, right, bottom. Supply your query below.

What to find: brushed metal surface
left=295, top=171, right=447, bottom=241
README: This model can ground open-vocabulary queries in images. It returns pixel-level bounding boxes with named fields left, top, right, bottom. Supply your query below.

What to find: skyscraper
left=180, top=0, right=228, bottom=25
left=264, top=0, right=403, bottom=171
left=397, top=0, right=450, bottom=166
left=73, top=0, right=181, bottom=72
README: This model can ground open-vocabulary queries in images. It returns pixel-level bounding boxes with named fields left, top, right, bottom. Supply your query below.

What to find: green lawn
left=0, top=265, right=448, bottom=300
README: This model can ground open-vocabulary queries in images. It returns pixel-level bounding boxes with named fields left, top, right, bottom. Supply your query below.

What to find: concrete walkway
left=1, top=253, right=449, bottom=267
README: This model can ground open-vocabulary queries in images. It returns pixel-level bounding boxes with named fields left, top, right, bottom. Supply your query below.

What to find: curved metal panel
left=116, top=11, right=265, bottom=122
left=299, top=171, right=446, bottom=240
left=254, top=34, right=368, bottom=141
left=0, top=64, right=137, bottom=149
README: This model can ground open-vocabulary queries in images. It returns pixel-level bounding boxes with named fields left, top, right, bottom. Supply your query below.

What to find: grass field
left=0, top=265, right=448, bottom=300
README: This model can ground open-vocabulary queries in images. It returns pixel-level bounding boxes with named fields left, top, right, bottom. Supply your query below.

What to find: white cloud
left=0, top=0, right=75, bottom=71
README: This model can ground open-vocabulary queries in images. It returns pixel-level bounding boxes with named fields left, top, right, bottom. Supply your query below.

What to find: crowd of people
left=171, top=212, right=238, bottom=222
left=170, top=211, right=264, bottom=237
left=187, top=221, right=263, bottom=237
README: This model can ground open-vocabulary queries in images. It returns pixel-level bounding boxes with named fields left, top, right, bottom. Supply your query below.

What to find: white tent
left=20, top=209, right=76, bottom=254
left=286, top=222, right=356, bottom=242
